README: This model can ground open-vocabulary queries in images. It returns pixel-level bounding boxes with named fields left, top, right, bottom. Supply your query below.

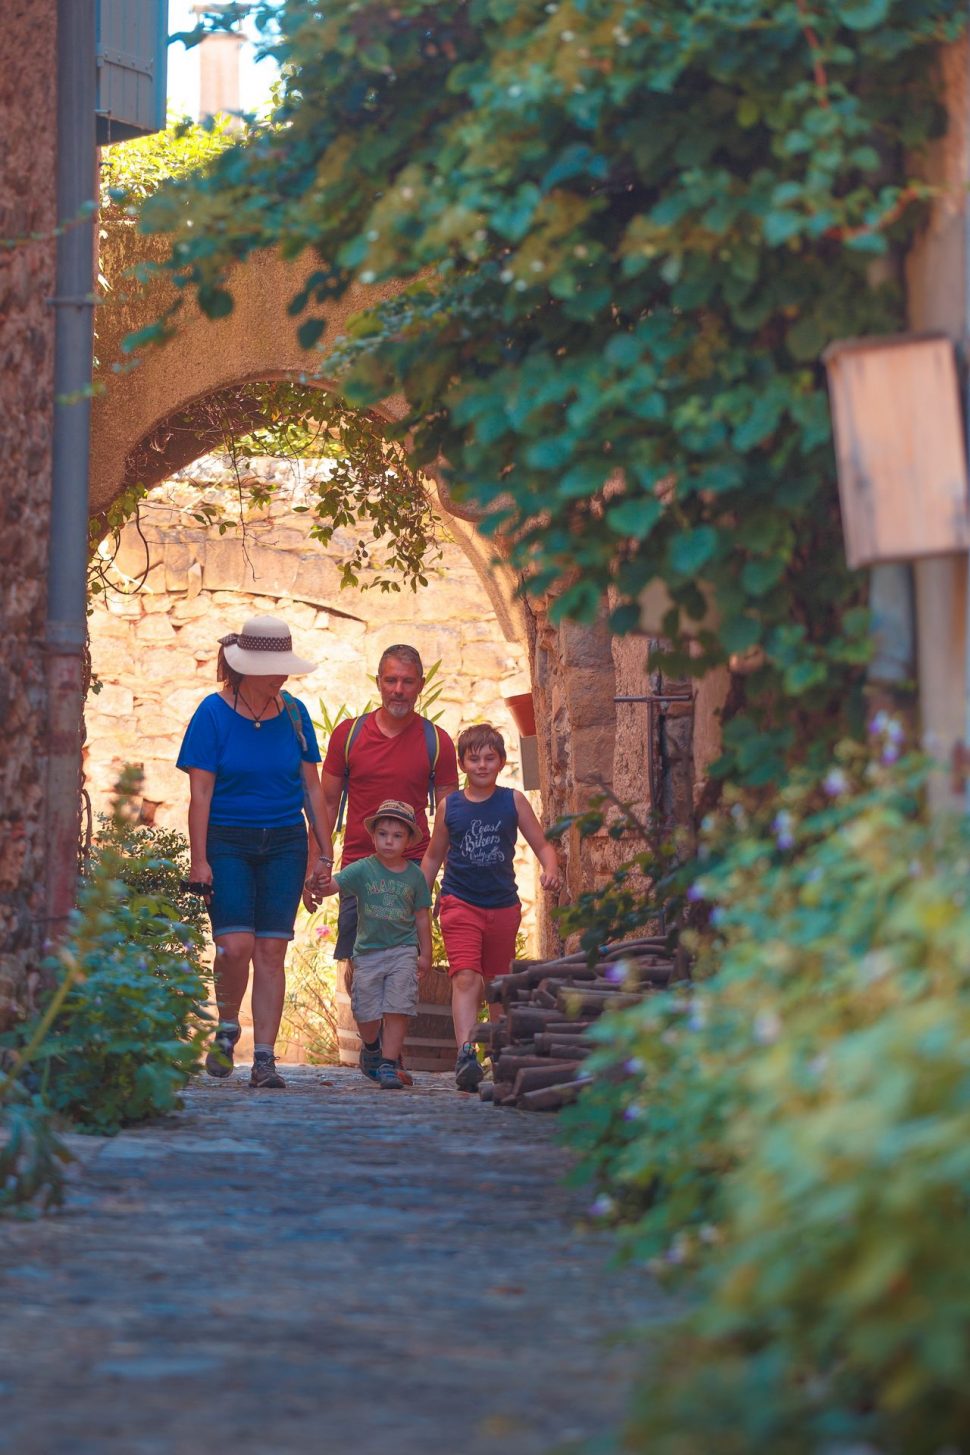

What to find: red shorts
left=439, top=894, right=521, bottom=980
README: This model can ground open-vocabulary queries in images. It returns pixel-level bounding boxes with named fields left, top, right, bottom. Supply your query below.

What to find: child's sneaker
left=359, top=1037, right=382, bottom=1082
left=396, top=1057, right=414, bottom=1087
left=455, top=1043, right=484, bottom=1092
left=376, top=1058, right=404, bottom=1090
left=250, top=1051, right=286, bottom=1089
left=205, top=1024, right=241, bottom=1079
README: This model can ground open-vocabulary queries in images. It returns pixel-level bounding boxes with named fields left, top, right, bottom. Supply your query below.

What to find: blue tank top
left=441, top=786, right=519, bottom=909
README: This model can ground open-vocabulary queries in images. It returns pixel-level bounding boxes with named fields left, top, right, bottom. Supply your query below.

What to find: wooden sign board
left=824, top=333, right=969, bottom=569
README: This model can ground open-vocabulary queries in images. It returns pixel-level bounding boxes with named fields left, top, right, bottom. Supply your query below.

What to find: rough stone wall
left=0, top=2, right=58, bottom=1026
left=529, top=604, right=641, bottom=955
left=529, top=604, right=730, bottom=956
left=85, top=458, right=541, bottom=945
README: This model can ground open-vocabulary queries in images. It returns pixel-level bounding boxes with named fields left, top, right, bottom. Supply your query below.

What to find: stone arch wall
left=86, top=455, right=543, bottom=946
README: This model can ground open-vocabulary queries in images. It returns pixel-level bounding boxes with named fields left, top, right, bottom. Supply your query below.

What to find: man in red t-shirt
left=318, top=645, right=459, bottom=969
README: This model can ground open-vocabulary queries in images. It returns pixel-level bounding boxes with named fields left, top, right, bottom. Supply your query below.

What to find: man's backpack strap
left=336, top=713, right=370, bottom=831
left=421, top=717, right=441, bottom=814
left=281, top=691, right=325, bottom=848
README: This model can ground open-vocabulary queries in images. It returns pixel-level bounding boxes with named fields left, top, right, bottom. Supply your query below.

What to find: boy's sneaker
left=250, top=1051, right=286, bottom=1089
left=376, top=1058, right=404, bottom=1090
left=359, top=1037, right=382, bottom=1082
left=455, top=1043, right=484, bottom=1093
left=205, top=1024, right=241, bottom=1079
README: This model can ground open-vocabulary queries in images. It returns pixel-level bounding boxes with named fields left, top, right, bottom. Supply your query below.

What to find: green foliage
left=229, top=383, right=443, bottom=593
left=568, top=727, right=970, bottom=1450
left=100, top=114, right=241, bottom=208
left=132, top=0, right=958, bottom=788
left=0, top=1081, right=71, bottom=1215
left=86, top=813, right=210, bottom=977
left=12, top=775, right=209, bottom=1135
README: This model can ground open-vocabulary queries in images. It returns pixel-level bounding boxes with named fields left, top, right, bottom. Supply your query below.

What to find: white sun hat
left=219, top=614, right=317, bottom=676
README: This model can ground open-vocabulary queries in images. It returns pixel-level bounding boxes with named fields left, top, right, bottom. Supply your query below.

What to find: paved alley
left=0, top=1067, right=668, bottom=1455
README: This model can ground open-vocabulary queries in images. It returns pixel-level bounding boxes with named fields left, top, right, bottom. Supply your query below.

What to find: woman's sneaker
left=376, top=1058, right=404, bottom=1090
left=250, top=1051, right=286, bottom=1089
left=455, top=1043, right=484, bottom=1092
left=205, top=1024, right=241, bottom=1079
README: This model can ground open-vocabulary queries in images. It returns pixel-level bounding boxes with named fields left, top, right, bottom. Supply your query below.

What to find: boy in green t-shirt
left=320, top=798, right=432, bottom=1090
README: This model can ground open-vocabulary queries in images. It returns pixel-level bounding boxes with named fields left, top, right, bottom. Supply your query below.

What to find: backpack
left=280, top=690, right=322, bottom=844
left=335, top=711, right=441, bottom=832
left=280, top=691, right=308, bottom=753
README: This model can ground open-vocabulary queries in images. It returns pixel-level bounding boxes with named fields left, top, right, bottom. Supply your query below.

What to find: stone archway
left=91, top=230, right=664, bottom=952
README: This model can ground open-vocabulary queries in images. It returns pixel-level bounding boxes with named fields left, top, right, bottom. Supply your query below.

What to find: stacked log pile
left=475, top=937, right=681, bottom=1111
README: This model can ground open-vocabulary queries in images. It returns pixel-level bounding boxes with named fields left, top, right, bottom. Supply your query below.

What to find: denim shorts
left=206, top=823, right=308, bottom=941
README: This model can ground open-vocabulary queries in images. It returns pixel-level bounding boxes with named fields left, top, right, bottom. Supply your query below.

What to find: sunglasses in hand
left=180, top=880, right=213, bottom=902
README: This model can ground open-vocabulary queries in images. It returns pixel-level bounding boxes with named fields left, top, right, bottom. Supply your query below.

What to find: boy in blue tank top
left=421, top=723, right=561, bottom=1091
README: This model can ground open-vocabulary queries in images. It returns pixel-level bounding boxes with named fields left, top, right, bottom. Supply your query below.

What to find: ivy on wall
left=97, top=120, right=441, bottom=597
left=133, top=0, right=961, bottom=788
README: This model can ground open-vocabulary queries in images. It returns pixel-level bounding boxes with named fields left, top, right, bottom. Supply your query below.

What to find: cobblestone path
left=0, top=1066, right=668, bottom=1455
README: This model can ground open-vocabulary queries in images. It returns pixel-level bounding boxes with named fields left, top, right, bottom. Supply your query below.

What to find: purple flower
left=822, top=767, right=848, bottom=797
left=687, top=882, right=705, bottom=903
left=881, top=743, right=900, bottom=765
left=589, top=1193, right=615, bottom=1219
left=687, top=1001, right=708, bottom=1032
left=624, top=1056, right=645, bottom=1075
left=604, top=961, right=627, bottom=984
left=772, top=810, right=795, bottom=850
left=710, top=906, right=726, bottom=928
left=623, top=1102, right=645, bottom=1122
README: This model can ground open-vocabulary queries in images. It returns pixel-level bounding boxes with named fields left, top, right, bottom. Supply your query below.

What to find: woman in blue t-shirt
left=177, top=614, right=333, bottom=1089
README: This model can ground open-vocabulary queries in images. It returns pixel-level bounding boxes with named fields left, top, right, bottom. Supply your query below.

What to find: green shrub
left=11, top=779, right=209, bottom=1135
left=568, top=725, right=970, bottom=1450
left=85, top=812, right=210, bottom=980
left=280, top=906, right=341, bottom=1064
left=0, top=1079, right=70, bottom=1215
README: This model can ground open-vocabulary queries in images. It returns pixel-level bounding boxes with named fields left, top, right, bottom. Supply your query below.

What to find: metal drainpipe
left=45, top=0, right=97, bottom=936
left=964, top=12, right=970, bottom=812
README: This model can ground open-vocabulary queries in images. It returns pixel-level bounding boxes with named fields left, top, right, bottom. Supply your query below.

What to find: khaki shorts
left=351, top=945, right=419, bottom=1022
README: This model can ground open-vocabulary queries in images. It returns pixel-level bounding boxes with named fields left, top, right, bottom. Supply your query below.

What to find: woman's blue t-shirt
left=176, top=693, right=321, bottom=828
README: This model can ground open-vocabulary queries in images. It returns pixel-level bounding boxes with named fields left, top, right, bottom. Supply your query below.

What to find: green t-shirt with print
left=334, top=856, right=432, bottom=954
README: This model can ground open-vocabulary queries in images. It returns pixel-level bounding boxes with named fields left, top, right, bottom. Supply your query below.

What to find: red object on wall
left=504, top=692, right=537, bottom=738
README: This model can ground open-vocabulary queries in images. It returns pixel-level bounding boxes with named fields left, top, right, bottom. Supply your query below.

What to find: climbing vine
left=88, top=381, right=441, bottom=598
left=132, top=0, right=960, bottom=788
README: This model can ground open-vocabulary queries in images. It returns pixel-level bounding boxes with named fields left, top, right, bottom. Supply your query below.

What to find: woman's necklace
left=234, top=689, right=278, bottom=729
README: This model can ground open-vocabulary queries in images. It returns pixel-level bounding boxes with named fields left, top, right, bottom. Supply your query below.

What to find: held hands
left=303, top=857, right=335, bottom=912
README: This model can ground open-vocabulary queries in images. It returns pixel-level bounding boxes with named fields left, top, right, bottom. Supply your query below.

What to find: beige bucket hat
left=362, top=799, right=421, bottom=844
left=219, top=614, right=316, bottom=676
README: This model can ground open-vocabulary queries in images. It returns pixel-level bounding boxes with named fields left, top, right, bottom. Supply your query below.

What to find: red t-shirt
left=323, top=712, right=458, bottom=865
